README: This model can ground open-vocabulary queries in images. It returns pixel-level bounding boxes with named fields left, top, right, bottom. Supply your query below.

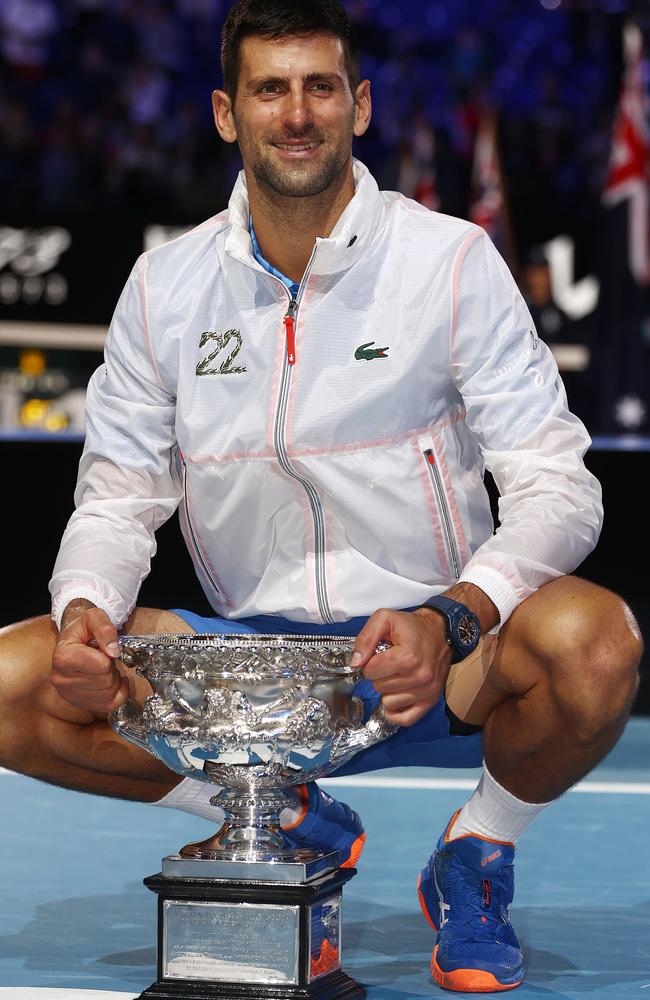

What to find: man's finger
left=383, top=699, right=433, bottom=727
left=351, top=608, right=398, bottom=667
left=51, top=671, right=122, bottom=693
left=362, top=644, right=425, bottom=682
left=52, top=643, right=116, bottom=676
left=100, top=677, right=130, bottom=714
left=372, top=672, right=439, bottom=697
left=61, top=608, right=119, bottom=658
left=380, top=690, right=426, bottom=712
left=82, top=610, right=120, bottom=658
left=58, top=677, right=130, bottom=715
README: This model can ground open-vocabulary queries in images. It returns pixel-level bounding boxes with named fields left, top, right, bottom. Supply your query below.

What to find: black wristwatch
left=418, top=595, right=481, bottom=663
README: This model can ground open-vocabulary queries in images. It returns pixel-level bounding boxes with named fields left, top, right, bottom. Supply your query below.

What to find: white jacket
left=50, top=160, right=603, bottom=629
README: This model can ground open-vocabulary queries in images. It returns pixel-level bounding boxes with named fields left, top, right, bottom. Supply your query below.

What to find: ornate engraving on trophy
left=162, top=900, right=300, bottom=984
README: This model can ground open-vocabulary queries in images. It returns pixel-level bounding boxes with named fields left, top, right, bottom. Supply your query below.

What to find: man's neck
left=246, top=164, right=355, bottom=284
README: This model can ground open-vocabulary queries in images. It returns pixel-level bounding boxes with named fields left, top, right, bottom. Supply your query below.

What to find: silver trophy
left=110, top=633, right=396, bottom=1000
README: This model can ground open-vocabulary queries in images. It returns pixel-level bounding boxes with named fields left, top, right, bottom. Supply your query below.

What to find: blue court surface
left=1, top=718, right=649, bottom=1000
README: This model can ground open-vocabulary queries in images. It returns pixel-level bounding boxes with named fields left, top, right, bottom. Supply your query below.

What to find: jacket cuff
left=457, top=566, right=521, bottom=630
left=51, top=586, right=127, bottom=632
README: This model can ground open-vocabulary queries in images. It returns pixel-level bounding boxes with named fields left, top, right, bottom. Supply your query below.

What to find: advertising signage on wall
left=0, top=222, right=153, bottom=325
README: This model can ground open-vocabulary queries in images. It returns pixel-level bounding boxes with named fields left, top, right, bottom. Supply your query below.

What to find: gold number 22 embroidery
left=196, top=329, right=247, bottom=376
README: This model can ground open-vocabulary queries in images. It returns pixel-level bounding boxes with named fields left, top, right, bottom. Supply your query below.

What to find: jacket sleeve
left=49, top=254, right=182, bottom=628
left=452, top=231, right=603, bottom=625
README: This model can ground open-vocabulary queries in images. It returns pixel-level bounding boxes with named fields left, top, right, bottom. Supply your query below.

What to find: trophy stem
left=179, top=787, right=295, bottom=860
left=218, top=787, right=293, bottom=850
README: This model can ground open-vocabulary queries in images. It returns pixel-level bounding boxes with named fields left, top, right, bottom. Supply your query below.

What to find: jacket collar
left=224, top=158, right=385, bottom=278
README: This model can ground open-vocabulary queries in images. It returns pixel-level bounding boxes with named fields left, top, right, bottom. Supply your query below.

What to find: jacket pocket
left=421, top=445, right=461, bottom=581
left=181, top=461, right=222, bottom=597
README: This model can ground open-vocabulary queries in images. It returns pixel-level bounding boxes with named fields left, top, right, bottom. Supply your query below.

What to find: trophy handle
left=329, top=701, right=398, bottom=770
left=109, top=699, right=152, bottom=754
left=358, top=700, right=399, bottom=747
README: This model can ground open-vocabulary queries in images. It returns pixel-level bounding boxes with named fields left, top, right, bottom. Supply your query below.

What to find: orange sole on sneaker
left=431, top=945, right=523, bottom=993
left=341, top=832, right=366, bottom=868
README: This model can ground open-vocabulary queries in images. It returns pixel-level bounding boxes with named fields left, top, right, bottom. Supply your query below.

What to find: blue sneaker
left=282, top=783, right=365, bottom=867
left=418, top=811, right=524, bottom=993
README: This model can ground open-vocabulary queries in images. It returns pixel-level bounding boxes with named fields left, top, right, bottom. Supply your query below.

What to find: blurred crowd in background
left=1, top=0, right=649, bottom=435
left=0, top=0, right=644, bottom=238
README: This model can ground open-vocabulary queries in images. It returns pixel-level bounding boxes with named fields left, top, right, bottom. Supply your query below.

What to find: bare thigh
left=444, top=576, right=632, bottom=728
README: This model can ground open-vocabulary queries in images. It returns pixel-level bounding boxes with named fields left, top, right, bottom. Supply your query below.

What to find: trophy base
left=140, top=864, right=364, bottom=1000
left=137, top=968, right=364, bottom=1000
left=164, top=850, right=339, bottom=883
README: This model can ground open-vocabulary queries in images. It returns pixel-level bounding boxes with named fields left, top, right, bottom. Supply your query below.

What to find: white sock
left=450, top=764, right=552, bottom=844
left=153, top=778, right=226, bottom=824
left=153, top=777, right=305, bottom=828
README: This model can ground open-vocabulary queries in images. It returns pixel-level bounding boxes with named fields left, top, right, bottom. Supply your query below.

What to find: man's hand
left=351, top=607, right=452, bottom=727
left=51, top=600, right=129, bottom=716
left=351, top=584, right=499, bottom=727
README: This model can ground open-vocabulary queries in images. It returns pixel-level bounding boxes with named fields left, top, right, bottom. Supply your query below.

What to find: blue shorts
left=171, top=609, right=484, bottom=773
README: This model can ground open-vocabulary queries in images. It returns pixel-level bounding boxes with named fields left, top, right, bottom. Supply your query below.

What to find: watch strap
left=417, top=595, right=481, bottom=663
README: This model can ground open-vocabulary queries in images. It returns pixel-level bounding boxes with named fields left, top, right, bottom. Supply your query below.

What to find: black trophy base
left=139, top=865, right=365, bottom=1000
left=137, top=968, right=365, bottom=1000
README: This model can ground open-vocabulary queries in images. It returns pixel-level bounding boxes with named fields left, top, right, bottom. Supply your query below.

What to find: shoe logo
left=481, top=849, right=502, bottom=867
left=482, top=878, right=491, bottom=907
left=354, top=340, right=389, bottom=361
left=196, top=329, right=247, bottom=376
left=433, top=867, right=450, bottom=927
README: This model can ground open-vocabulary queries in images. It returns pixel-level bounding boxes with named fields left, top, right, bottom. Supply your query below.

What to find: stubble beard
left=245, top=127, right=354, bottom=200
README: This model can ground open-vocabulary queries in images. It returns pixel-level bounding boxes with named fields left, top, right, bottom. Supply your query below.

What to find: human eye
left=258, top=82, right=281, bottom=95
left=312, top=81, right=333, bottom=92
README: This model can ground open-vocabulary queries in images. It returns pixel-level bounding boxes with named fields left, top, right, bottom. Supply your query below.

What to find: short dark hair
left=221, top=0, right=360, bottom=102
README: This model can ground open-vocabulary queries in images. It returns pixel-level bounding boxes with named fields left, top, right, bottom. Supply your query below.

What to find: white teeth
left=276, top=143, right=318, bottom=151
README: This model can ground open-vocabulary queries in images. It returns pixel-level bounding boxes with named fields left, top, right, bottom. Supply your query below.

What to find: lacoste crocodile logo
left=196, top=329, right=246, bottom=375
left=354, top=340, right=389, bottom=361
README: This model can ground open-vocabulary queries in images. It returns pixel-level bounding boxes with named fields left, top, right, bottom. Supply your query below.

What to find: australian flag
left=593, top=23, right=650, bottom=433
left=469, top=111, right=517, bottom=270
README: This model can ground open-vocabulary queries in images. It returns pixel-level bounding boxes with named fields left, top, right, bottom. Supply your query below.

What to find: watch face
left=458, top=614, right=480, bottom=647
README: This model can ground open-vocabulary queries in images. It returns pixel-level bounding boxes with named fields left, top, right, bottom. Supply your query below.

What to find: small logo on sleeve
left=354, top=340, right=389, bottom=361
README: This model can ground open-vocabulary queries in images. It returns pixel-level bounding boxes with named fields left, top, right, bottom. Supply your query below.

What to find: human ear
left=212, top=89, right=238, bottom=143
left=353, top=79, right=372, bottom=138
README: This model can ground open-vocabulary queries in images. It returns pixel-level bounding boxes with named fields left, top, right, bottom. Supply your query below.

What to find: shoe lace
left=449, top=868, right=514, bottom=940
left=461, top=906, right=512, bottom=942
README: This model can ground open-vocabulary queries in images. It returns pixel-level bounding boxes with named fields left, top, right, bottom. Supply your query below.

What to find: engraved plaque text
left=162, top=900, right=300, bottom=984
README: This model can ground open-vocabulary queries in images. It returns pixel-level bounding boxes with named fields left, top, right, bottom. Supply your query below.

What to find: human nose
left=282, top=88, right=313, bottom=133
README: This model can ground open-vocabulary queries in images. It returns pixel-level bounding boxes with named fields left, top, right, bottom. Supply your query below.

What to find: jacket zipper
left=225, top=245, right=333, bottom=623
left=423, top=448, right=461, bottom=580
left=181, top=459, right=221, bottom=596
left=284, top=299, right=297, bottom=365
left=273, top=249, right=334, bottom=624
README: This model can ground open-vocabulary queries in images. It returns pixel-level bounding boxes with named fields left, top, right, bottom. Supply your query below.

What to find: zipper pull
left=284, top=299, right=297, bottom=366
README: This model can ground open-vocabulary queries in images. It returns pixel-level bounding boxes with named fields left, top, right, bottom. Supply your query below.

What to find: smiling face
left=213, top=32, right=371, bottom=200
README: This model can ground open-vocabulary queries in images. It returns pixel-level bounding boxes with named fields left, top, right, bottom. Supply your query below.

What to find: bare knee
left=527, top=579, right=642, bottom=738
left=0, top=615, right=57, bottom=707
left=0, top=615, right=81, bottom=771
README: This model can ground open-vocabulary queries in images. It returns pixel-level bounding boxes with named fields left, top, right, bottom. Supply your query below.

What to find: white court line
left=0, top=990, right=135, bottom=999
left=2, top=767, right=649, bottom=794
left=320, top=776, right=650, bottom=794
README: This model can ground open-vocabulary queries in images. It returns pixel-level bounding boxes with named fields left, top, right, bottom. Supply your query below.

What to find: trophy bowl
left=110, top=633, right=396, bottom=862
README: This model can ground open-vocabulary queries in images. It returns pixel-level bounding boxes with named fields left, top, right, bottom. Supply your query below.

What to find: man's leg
left=420, top=576, right=642, bottom=992
left=464, top=575, right=641, bottom=798
left=0, top=609, right=193, bottom=801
